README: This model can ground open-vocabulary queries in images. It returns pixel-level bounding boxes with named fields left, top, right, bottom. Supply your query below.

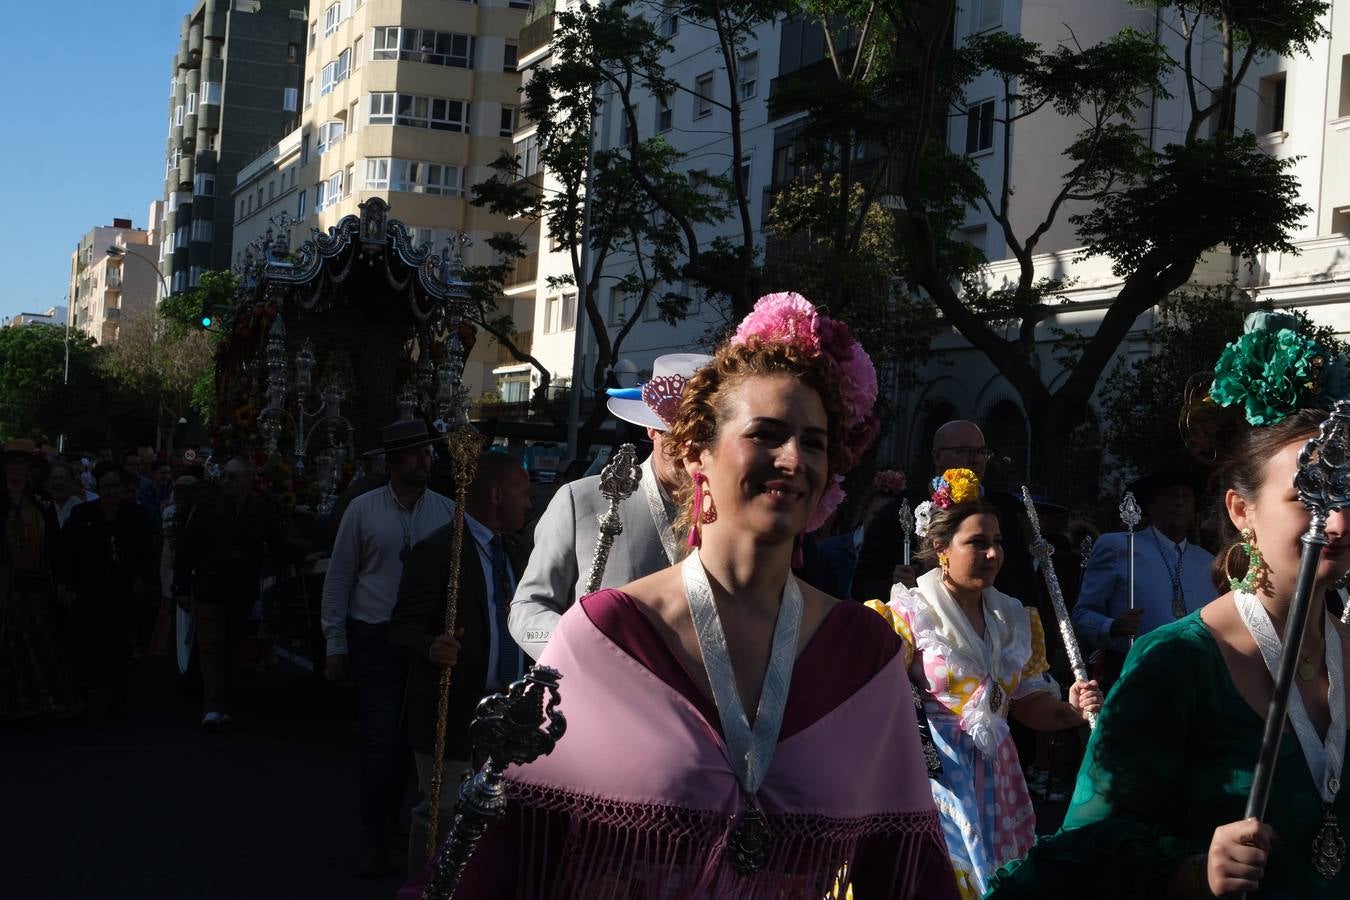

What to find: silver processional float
left=1021, top=487, right=1097, bottom=730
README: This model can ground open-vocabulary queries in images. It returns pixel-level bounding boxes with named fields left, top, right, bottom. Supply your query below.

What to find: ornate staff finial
left=420, top=667, right=567, bottom=900
left=583, top=444, right=643, bottom=595
left=1119, top=491, right=1141, bottom=531
left=897, top=498, right=915, bottom=566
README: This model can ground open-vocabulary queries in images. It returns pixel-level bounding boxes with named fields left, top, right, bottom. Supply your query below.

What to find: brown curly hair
left=663, top=339, right=848, bottom=546
left=916, top=501, right=999, bottom=564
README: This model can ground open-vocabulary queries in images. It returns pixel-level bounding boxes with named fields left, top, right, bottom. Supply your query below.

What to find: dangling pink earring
left=688, top=473, right=707, bottom=548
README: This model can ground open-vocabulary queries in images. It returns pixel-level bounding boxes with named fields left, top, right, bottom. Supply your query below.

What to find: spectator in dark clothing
left=174, top=455, right=314, bottom=730
left=63, top=461, right=158, bottom=720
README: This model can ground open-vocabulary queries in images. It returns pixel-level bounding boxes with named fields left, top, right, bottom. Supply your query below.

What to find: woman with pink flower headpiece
left=401, top=293, right=961, bottom=899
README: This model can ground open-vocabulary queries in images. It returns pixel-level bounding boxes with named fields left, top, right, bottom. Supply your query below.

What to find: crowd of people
left=6, top=295, right=1349, bottom=899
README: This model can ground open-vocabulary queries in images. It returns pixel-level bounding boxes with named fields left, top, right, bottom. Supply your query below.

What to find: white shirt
left=53, top=495, right=85, bottom=528
left=321, top=485, right=456, bottom=656
left=466, top=513, right=520, bottom=689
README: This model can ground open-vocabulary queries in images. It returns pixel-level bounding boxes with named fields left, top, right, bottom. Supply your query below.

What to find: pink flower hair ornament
left=732, top=292, right=880, bottom=532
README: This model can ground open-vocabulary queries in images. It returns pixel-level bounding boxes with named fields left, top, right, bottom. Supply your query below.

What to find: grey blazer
left=507, top=457, right=677, bottom=660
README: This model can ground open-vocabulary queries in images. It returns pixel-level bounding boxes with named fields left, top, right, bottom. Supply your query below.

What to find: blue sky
left=0, top=2, right=184, bottom=323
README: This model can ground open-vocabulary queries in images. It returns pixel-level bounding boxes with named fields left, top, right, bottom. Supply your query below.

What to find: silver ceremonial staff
left=1120, top=490, right=1141, bottom=621
left=898, top=498, right=915, bottom=566
left=582, top=443, right=643, bottom=595
left=1243, top=401, right=1350, bottom=844
left=420, top=666, right=567, bottom=900
left=1021, top=487, right=1097, bottom=729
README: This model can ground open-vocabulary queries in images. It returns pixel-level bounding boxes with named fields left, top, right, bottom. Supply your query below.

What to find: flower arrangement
left=915, top=468, right=983, bottom=537
left=731, top=292, right=880, bottom=533
left=1209, top=311, right=1350, bottom=426
left=872, top=469, right=908, bottom=496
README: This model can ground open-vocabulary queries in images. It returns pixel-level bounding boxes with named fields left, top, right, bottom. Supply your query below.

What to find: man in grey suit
left=508, top=353, right=710, bottom=659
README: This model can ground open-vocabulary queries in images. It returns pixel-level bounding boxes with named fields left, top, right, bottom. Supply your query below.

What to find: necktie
left=490, top=535, right=521, bottom=686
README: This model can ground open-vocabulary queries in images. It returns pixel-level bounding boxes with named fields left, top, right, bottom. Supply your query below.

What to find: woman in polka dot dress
left=866, top=470, right=1102, bottom=900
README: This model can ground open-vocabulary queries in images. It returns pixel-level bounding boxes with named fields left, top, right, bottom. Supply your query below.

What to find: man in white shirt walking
left=320, top=420, right=456, bottom=877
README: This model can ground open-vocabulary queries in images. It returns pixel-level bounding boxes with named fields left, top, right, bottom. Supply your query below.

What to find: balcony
left=504, top=251, right=538, bottom=288
left=496, top=330, right=533, bottom=366
left=519, top=0, right=556, bottom=58
left=106, top=270, right=123, bottom=290
left=104, top=307, right=121, bottom=320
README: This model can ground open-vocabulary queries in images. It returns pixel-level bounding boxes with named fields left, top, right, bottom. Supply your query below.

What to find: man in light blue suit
left=1073, top=470, right=1219, bottom=663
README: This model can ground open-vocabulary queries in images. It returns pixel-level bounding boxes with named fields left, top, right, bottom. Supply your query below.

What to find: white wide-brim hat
left=606, top=353, right=712, bottom=432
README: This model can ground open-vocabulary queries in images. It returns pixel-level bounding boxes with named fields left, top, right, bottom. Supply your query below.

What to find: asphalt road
left=3, top=657, right=406, bottom=900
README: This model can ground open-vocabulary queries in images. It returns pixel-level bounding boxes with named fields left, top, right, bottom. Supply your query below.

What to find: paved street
left=4, top=658, right=405, bottom=900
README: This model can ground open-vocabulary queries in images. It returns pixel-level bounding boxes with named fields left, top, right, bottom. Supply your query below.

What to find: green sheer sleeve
left=986, top=619, right=1211, bottom=899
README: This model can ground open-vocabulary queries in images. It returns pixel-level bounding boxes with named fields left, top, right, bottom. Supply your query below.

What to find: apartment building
left=160, top=0, right=307, bottom=298
left=68, top=217, right=160, bottom=345
left=232, top=0, right=531, bottom=397
left=4, top=307, right=68, bottom=329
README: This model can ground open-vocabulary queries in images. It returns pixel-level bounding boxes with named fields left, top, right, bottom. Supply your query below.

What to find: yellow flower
left=942, top=468, right=981, bottom=504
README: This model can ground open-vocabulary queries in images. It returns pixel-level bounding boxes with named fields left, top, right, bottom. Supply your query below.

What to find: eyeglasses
left=936, top=445, right=994, bottom=461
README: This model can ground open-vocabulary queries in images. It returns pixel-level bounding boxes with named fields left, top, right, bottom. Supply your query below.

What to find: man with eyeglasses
left=926, top=420, right=1037, bottom=603
left=320, top=419, right=456, bottom=878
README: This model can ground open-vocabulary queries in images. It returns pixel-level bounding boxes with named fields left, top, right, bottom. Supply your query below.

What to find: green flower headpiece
left=1209, top=312, right=1350, bottom=426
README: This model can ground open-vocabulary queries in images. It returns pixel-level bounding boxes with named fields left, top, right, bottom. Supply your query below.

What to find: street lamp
left=106, top=244, right=171, bottom=300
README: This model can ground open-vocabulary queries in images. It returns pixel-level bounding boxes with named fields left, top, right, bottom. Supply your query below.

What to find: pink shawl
left=411, top=597, right=957, bottom=899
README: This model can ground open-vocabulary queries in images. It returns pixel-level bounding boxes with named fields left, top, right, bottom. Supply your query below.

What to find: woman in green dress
left=988, top=314, right=1350, bottom=899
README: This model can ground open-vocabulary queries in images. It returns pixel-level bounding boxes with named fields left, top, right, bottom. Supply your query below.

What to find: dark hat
left=1127, top=468, right=1206, bottom=504
left=1, top=439, right=40, bottom=464
left=364, top=419, right=442, bottom=457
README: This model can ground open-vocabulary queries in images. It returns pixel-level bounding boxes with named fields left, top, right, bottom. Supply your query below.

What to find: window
left=660, top=2, right=678, bottom=37
left=369, top=92, right=395, bottom=124
left=973, top=0, right=1001, bottom=31
left=318, top=119, right=345, bottom=154
left=1340, top=56, right=1350, bottom=119
left=560, top=292, right=577, bottom=333
left=390, top=94, right=470, bottom=131
left=657, top=101, right=672, bottom=133
left=298, top=188, right=307, bottom=218
left=304, top=78, right=313, bottom=107
left=288, top=42, right=299, bottom=64
left=174, top=105, right=184, bottom=126
left=372, top=26, right=474, bottom=68
left=186, top=92, right=197, bottom=114
left=194, top=174, right=215, bottom=196
left=500, top=106, right=515, bottom=137
left=1259, top=74, right=1288, bottom=133
left=504, top=42, right=518, bottom=72
left=345, top=163, right=354, bottom=196
left=544, top=295, right=559, bottom=333
left=201, top=81, right=222, bottom=104
left=608, top=287, right=634, bottom=325
left=324, top=2, right=342, bottom=35
left=509, top=0, right=532, bottom=8
left=349, top=100, right=359, bottom=130
left=964, top=99, right=995, bottom=154
left=314, top=181, right=327, bottom=211
left=309, top=19, right=317, bottom=52
left=353, top=36, right=363, bottom=68
left=328, top=172, right=344, bottom=203
left=365, top=158, right=390, bottom=188
left=739, top=151, right=752, bottom=186
left=268, top=180, right=275, bottom=201
left=738, top=52, right=758, bottom=100
left=191, top=219, right=214, bottom=242
left=695, top=73, right=714, bottom=118
left=425, top=163, right=463, bottom=196
left=283, top=86, right=298, bottom=111
left=620, top=106, right=636, bottom=145
left=321, top=52, right=350, bottom=94
left=514, top=134, right=540, bottom=178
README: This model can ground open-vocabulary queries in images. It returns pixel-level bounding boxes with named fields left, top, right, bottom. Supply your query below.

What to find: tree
left=100, top=272, right=227, bottom=451
left=775, top=0, right=1324, bottom=486
left=469, top=0, right=782, bottom=454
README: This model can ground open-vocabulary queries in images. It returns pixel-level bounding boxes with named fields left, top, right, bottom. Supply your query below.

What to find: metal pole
left=59, top=296, right=70, bottom=453
left=1120, top=490, right=1141, bottom=645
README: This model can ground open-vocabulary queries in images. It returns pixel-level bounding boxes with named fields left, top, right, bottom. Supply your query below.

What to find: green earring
left=1230, top=528, right=1262, bottom=593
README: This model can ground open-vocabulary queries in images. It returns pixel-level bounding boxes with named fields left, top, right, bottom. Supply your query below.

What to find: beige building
left=68, top=215, right=161, bottom=345
left=233, top=0, right=531, bottom=395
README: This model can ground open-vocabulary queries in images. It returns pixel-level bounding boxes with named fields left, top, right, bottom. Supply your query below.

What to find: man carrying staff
left=508, top=353, right=710, bottom=659
left=1072, top=468, right=1218, bottom=687
left=321, top=419, right=457, bottom=878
